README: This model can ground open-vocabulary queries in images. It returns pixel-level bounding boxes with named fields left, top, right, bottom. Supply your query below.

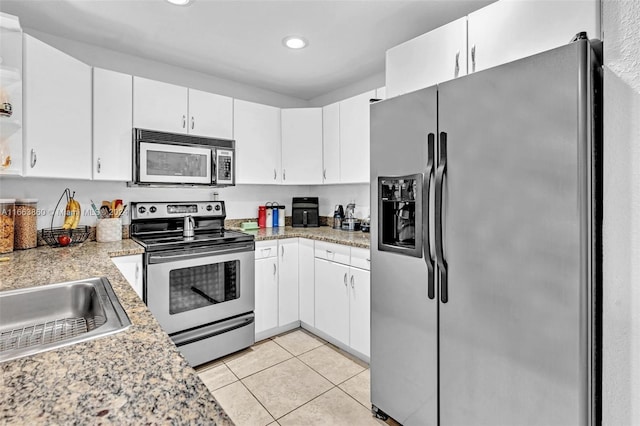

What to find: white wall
left=307, top=70, right=385, bottom=107
left=0, top=178, right=370, bottom=229
left=601, top=0, right=640, bottom=424
left=24, top=29, right=308, bottom=108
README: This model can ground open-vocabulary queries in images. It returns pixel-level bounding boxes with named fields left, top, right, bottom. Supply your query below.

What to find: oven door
left=138, top=141, right=213, bottom=185
left=145, top=242, right=254, bottom=334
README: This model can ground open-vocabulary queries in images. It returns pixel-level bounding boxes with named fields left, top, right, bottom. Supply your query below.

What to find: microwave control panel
left=216, top=150, right=234, bottom=185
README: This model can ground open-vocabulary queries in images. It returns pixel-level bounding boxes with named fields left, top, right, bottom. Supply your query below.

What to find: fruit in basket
left=62, top=197, right=81, bottom=229
left=57, top=235, right=71, bottom=246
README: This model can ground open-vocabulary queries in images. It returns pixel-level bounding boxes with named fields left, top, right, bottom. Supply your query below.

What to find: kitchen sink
left=0, top=277, right=131, bottom=363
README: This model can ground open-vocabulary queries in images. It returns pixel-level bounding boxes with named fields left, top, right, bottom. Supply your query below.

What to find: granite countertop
left=0, top=240, right=232, bottom=425
left=237, top=225, right=371, bottom=249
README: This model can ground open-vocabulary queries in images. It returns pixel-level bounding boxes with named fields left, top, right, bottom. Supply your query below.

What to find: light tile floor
left=196, top=328, right=387, bottom=426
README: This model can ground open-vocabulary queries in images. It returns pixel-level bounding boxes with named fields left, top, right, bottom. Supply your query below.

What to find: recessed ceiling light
left=166, top=0, right=192, bottom=5
left=282, top=36, right=308, bottom=50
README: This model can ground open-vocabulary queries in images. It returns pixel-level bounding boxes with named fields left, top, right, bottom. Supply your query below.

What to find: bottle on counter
left=14, top=198, right=38, bottom=250
left=278, top=206, right=285, bottom=227
left=265, top=203, right=273, bottom=228
left=272, top=203, right=279, bottom=227
left=0, top=198, right=15, bottom=254
left=258, top=206, right=266, bottom=228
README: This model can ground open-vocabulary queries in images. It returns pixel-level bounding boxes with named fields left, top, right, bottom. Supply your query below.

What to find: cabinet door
left=133, top=76, right=188, bottom=134
left=111, top=255, right=143, bottom=299
left=188, top=88, right=233, bottom=139
left=298, top=239, right=315, bottom=326
left=23, top=35, right=91, bottom=179
left=468, top=0, right=600, bottom=73
left=234, top=99, right=281, bottom=184
left=281, top=108, right=323, bottom=185
left=322, top=102, right=340, bottom=184
left=93, top=68, right=132, bottom=181
left=255, top=257, right=279, bottom=335
left=278, top=239, right=299, bottom=326
left=386, top=17, right=467, bottom=98
left=339, top=90, right=375, bottom=183
left=314, top=258, right=349, bottom=345
left=349, top=267, right=370, bottom=357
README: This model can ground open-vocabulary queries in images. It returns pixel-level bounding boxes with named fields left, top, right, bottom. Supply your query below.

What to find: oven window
left=169, top=261, right=239, bottom=315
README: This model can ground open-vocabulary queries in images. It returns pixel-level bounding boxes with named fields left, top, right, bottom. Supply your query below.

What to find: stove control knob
left=138, top=206, right=146, bottom=214
left=206, top=204, right=213, bottom=211
left=214, top=204, right=221, bottom=211
left=150, top=206, right=157, bottom=213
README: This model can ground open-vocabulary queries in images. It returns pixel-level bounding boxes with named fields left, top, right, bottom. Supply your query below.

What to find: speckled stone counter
left=238, top=225, right=370, bottom=249
left=0, top=240, right=233, bottom=425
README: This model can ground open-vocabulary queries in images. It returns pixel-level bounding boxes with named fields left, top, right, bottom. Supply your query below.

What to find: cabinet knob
left=97, top=158, right=101, bottom=174
left=191, top=116, right=195, bottom=130
left=283, top=169, right=286, bottom=181
left=182, top=115, right=186, bottom=128
left=273, top=169, right=277, bottom=180
left=30, top=149, right=37, bottom=168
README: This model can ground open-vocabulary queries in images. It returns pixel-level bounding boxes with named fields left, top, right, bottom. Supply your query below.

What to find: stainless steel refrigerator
left=370, top=38, right=602, bottom=426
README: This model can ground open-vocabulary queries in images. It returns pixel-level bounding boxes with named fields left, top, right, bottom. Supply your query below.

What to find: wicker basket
left=41, top=226, right=90, bottom=248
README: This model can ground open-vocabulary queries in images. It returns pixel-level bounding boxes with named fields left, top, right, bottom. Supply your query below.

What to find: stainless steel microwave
left=132, top=128, right=235, bottom=187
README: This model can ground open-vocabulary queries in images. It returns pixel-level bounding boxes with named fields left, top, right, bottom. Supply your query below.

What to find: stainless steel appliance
left=370, top=38, right=602, bottom=425
left=131, top=201, right=255, bottom=366
left=132, top=128, right=235, bottom=187
left=292, top=197, right=319, bottom=227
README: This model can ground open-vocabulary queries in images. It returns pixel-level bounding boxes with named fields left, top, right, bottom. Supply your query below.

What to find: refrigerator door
left=437, top=41, right=594, bottom=425
left=370, top=86, right=438, bottom=425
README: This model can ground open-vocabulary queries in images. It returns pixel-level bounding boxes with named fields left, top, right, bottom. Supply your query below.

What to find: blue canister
left=272, top=203, right=279, bottom=227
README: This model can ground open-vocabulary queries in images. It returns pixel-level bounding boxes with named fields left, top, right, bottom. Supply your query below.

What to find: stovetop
left=132, top=229, right=253, bottom=251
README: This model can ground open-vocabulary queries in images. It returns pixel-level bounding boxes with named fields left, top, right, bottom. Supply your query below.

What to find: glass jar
left=14, top=198, right=38, bottom=249
left=0, top=198, right=16, bottom=254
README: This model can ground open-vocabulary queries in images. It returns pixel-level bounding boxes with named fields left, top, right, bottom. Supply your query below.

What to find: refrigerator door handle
left=435, top=131, right=448, bottom=303
left=424, top=132, right=436, bottom=300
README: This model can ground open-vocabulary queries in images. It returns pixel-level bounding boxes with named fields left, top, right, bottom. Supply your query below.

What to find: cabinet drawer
left=350, top=247, right=371, bottom=271
left=315, top=241, right=350, bottom=265
left=255, top=240, right=278, bottom=259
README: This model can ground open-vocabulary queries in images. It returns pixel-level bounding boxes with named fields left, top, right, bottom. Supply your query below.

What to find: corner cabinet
left=133, top=77, right=233, bottom=139
left=23, top=35, right=91, bottom=179
left=281, top=108, right=323, bottom=185
left=386, top=16, right=467, bottom=98
left=93, top=68, right=132, bottom=181
left=468, top=0, right=601, bottom=74
left=322, top=102, right=341, bottom=184
left=339, top=89, right=375, bottom=183
left=234, top=99, right=282, bottom=184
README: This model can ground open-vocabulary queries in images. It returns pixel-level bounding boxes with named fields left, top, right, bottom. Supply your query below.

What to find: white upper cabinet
left=187, top=88, right=233, bottom=139
left=386, top=17, right=467, bottom=98
left=23, top=35, right=91, bottom=179
left=133, top=77, right=187, bottom=134
left=234, top=99, right=282, bottom=184
left=322, top=102, right=340, bottom=184
left=133, top=77, right=233, bottom=138
left=468, top=0, right=601, bottom=73
left=281, top=108, right=323, bottom=185
left=93, top=68, right=132, bottom=181
left=339, top=90, right=375, bottom=184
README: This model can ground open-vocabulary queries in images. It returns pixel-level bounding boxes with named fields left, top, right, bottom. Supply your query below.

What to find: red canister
left=258, top=205, right=266, bottom=228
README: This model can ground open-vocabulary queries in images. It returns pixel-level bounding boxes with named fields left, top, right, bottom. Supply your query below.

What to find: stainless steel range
left=131, top=201, right=255, bottom=366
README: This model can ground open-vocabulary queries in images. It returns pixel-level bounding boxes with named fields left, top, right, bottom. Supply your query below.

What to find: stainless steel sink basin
left=0, top=277, right=132, bottom=363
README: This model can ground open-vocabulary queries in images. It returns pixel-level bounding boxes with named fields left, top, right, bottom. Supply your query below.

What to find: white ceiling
left=0, top=0, right=495, bottom=100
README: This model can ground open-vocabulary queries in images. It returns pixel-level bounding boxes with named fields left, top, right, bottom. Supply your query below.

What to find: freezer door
left=437, top=41, right=594, bottom=425
left=370, top=86, right=438, bottom=425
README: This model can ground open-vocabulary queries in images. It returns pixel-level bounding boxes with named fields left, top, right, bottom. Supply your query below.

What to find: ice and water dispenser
left=378, top=174, right=423, bottom=258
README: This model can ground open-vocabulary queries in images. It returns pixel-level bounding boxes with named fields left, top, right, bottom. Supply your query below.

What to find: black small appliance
left=292, top=197, right=319, bottom=227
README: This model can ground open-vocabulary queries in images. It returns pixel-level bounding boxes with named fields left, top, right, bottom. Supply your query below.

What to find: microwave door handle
left=424, top=133, right=436, bottom=300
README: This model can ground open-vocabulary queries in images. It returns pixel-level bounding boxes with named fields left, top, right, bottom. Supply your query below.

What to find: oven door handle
left=147, top=243, right=255, bottom=264
left=171, top=313, right=255, bottom=347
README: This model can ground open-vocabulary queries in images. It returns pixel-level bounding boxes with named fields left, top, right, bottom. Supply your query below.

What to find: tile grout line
left=237, top=379, right=278, bottom=425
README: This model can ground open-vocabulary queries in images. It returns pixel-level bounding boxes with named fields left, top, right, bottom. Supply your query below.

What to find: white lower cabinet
left=111, top=255, right=143, bottom=299
left=314, top=242, right=371, bottom=358
left=278, top=238, right=299, bottom=326
left=348, top=267, right=370, bottom=357
left=255, top=241, right=279, bottom=335
left=314, top=258, right=350, bottom=346
left=298, top=239, right=315, bottom=326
